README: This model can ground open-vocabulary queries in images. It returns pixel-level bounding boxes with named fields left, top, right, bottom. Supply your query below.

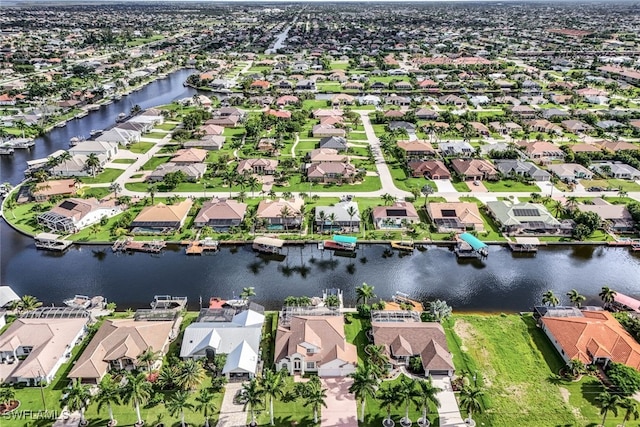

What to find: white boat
left=69, top=136, right=82, bottom=147
left=116, top=112, right=126, bottom=122
left=55, top=121, right=67, bottom=128
left=113, top=94, right=122, bottom=101
left=63, top=295, right=106, bottom=309
left=90, top=129, right=103, bottom=136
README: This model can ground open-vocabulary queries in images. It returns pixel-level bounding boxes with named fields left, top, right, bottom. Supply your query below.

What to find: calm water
left=2, top=69, right=640, bottom=311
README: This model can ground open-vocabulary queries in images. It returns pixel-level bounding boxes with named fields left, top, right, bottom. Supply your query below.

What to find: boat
left=69, top=136, right=82, bottom=147
left=455, top=232, right=488, bottom=259
left=0, top=144, right=14, bottom=155
left=76, top=111, right=88, bottom=118
left=34, top=232, right=73, bottom=251
left=391, top=239, right=415, bottom=252
left=322, top=235, right=357, bottom=252
left=0, top=183, right=9, bottom=197
left=90, top=129, right=103, bottom=137
left=54, top=121, right=67, bottom=128
left=185, top=237, right=219, bottom=255
left=252, top=236, right=285, bottom=254
left=63, top=295, right=105, bottom=310
left=631, top=241, right=640, bottom=253
left=113, top=94, right=122, bottom=101
left=9, top=138, right=35, bottom=149
left=116, top=112, right=127, bottom=122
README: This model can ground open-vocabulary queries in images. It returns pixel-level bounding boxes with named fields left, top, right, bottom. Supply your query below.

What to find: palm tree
left=377, top=386, right=398, bottom=426
left=348, top=365, right=379, bottom=423
left=302, top=376, right=327, bottom=424
left=241, top=378, right=264, bottom=427
left=564, top=196, right=579, bottom=213
left=166, top=391, right=193, bottom=427
left=365, top=344, right=390, bottom=378
left=176, top=359, right=206, bottom=391
left=550, top=200, right=565, bottom=218
left=346, top=205, right=358, bottom=232
left=566, top=289, right=586, bottom=308
left=356, top=282, right=376, bottom=305
left=382, top=193, right=395, bottom=206
left=541, top=290, right=560, bottom=307
left=195, top=388, right=217, bottom=427
left=618, top=189, right=628, bottom=199
left=95, top=374, right=121, bottom=427
left=279, top=205, right=292, bottom=232
left=394, top=375, right=418, bottom=424
left=147, top=184, right=157, bottom=205
left=260, top=368, right=284, bottom=426
left=530, top=192, right=542, bottom=203
left=596, top=392, right=621, bottom=426
left=58, top=151, right=72, bottom=176
left=421, top=185, right=433, bottom=207
left=0, top=386, right=16, bottom=409
left=85, top=153, right=101, bottom=177
left=63, top=380, right=91, bottom=426
left=240, top=286, right=256, bottom=300
left=247, top=176, right=260, bottom=198
left=620, top=397, right=639, bottom=427
left=599, top=286, right=617, bottom=309
left=415, top=378, right=441, bottom=427
left=14, top=295, right=42, bottom=313
left=137, top=347, right=161, bottom=371
left=109, top=182, right=122, bottom=198
left=459, top=386, right=484, bottom=423
left=317, top=210, right=327, bottom=235
left=122, top=372, right=153, bottom=426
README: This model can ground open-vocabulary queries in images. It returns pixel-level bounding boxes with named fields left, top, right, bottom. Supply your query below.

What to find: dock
left=184, top=237, right=219, bottom=255
left=455, top=233, right=488, bottom=259
left=34, top=232, right=73, bottom=251
left=112, top=237, right=166, bottom=253
left=252, top=236, right=285, bottom=254
left=508, top=237, right=544, bottom=253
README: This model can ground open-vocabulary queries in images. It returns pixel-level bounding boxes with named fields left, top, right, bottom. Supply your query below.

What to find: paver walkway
left=432, top=376, right=467, bottom=427
left=217, top=382, right=247, bottom=427
left=321, top=378, right=358, bottom=427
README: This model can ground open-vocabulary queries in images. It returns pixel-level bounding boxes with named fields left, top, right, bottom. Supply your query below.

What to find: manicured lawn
left=156, top=122, right=178, bottom=131
left=451, top=180, right=469, bottom=192
left=344, top=313, right=370, bottom=364
left=79, top=168, right=125, bottom=184
left=580, top=178, right=640, bottom=192
left=347, top=132, right=369, bottom=141
left=145, top=131, right=167, bottom=139
left=254, top=376, right=315, bottom=426
left=142, top=156, right=171, bottom=170
left=483, top=180, right=541, bottom=193
left=274, top=174, right=382, bottom=193
left=128, top=142, right=155, bottom=154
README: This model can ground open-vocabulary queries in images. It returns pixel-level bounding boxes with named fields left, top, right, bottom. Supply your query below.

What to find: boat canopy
left=333, top=235, right=357, bottom=244
left=459, top=233, right=487, bottom=251
left=253, top=236, right=284, bottom=248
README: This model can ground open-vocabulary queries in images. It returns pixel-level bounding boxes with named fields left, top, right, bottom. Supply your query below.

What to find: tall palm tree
left=241, top=378, right=264, bottom=427
left=365, top=344, right=390, bottom=378
left=317, top=210, right=327, bottom=235
left=13, top=295, right=42, bottom=313
left=596, top=392, right=621, bottom=426
left=550, top=200, right=565, bottom=218
left=346, top=205, right=358, bottom=232
left=382, top=193, right=395, bottom=206
left=95, top=374, right=121, bottom=427
left=348, top=365, right=379, bottom=422
left=302, top=376, right=327, bottom=424
left=377, top=386, right=398, bottom=426
left=176, top=359, right=206, bottom=391
left=541, top=290, right=560, bottom=307
left=421, top=185, right=433, bottom=207
left=620, top=397, right=639, bottom=427
left=109, top=182, right=122, bottom=198
left=247, top=176, right=260, bottom=198
left=394, top=375, right=418, bottom=424
left=63, top=380, right=91, bottom=426
left=122, top=372, right=153, bottom=426
left=85, top=153, right=101, bottom=177
left=599, top=286, right=617, bottom=308
left=137, top=347, right=161, bottom=371
left=566, top=289, right=586, bottom=308
left=356, top=282, right=376, bottom=305
left=166, top=391, right=192, bottom=427
left=147, top=184, right=157, bottom=205
left=459, top=386, right=484, bottom=423
left=564, top=196, right=579, bottom=213
left=260, top=368, right=284, bottom=426
left=58, top=151, right=72, bottom=176
left=195, top=388, right=217, bottom=427
left=279, top=205, right=292, bottom=232
left=415, top=378, right=441, bottom=427
left=240, top=286, right=256, bottom=300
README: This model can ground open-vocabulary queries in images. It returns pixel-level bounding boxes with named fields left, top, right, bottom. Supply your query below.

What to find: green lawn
left=483, top=180, right=541, bottom=193
left=347, top=132, right=369, bottom=141
left=128, top=142, right=155, bottom=154
left=156, top=122, right=178, bottom=131
left=145, top=131, right=167, bottom=140
left=79, top=168, right=125, bottom=184
left=142, top=156, right=171, bottom=170
left=254, top=376, right=315, bottom=426
left=344, top=313, right=370, bottom=364
left=451, top=181, right=470, bottom=192
left=580, top=178, right=640, bottom=192
left=111, top=158, right=136, bottom=164
left=274, top=174, right=382, bottom=193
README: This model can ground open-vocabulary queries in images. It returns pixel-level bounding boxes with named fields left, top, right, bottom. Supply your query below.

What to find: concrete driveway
left=468, top=181, right=488, bottom=193
left=434, top=179, right=458, bottom=193
left=321, top=378, right=358, bottom=427
left=431, top=376, right=468, bottom=427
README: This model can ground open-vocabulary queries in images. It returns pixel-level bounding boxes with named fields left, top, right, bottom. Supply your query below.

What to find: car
left=587, top=186, right=603, bottom=192
left=473, top=181, right=480, bottom=186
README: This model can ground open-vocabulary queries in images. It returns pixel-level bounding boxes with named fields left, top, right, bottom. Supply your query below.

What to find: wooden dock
left=34, top=233, right=73, bottom=251
left=112, top=237, right=166, bottom=253
left=184, top=238, right=219, bottom=255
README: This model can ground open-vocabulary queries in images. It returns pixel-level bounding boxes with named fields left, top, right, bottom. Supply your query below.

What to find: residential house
left=485, top=201, right=565, bottom=235
left=372, top=202, right=420, bottom=230
left=450, top=159, right=498, bottom=181
left=31, top=179, right=78, bottom=202
left=319, top=136, right=348, bottom=152
left=511, top=105, right=537, bottom=119
left=38, top=198, right=123, bottom=233
left=408, top=160, right=451, bottom=179
left=372, top=314, right=454, bottom=376
left=69, top=140, right=119, bottom=159
left=313, top=124, right=346, bottom=138
left=276, top=95, right=299, bottom=106
left=314, top=201, right=360, bottom=233
left=68, top=318, right=176, bottom=384
left=50, top=154, right=108, bottom=177
left=592, top=162, right=640, bottom=180
left=489, top=122, right=522, bottom=135
left=569, top=144, right=601, bottom=155
left=313, top=109, right=343, bottom=119
left=171, top=148, right=208, bottom=164
left=0, top=311, right=88, bottom=385
left=579, top=199, right=635, bottom=232
left=237, top=158, right=278, bottom=175
left=427, top=202, right=484, bottom=232
left=415, top=108, right=439, bottom=120
left=180, top=307, right=265, bottom=379
left=147, top=163, right=207, bottom=182
left=388, top=121, right=416, bottom=134
left=184, top=135, right=226, bottom=151
left=385, top=95, right=411, bottom=106
left=516, top=141, right=565, bottom=164
left=526, top=120, right=563, bottom=135
left=194, top=198, right=247, bottom=230
left=199, top=124, right=225, bottom=136
left=439, top=95, right=467, bottom=108
left=493, top=159, right=551, bottom=181
left=256, top=198, right=304, bottom=230
left=95, top=128, right=141, bottom=146
left=130, top=200, right=193, bottom=233
left=542, top=109, right=570, bottom=120
left=438, top=141, right=475, bottom=157
left=296, top=80, right=316, bottom=91
left=331, top=94, right=355, bottom=106
left=598, top=141, right=639, bottom=152
left=547, top=163, right=594, bottom=181
left=266, top=109, right=292, bottom=120
left=307, top=162, right=357, bottom=184
left=275, top=316, right=357, bottom=377
left=562, top=120, right=593, bottom=134
left=306, top=148, right=347, bottom=163
left=397, top=140, right=436, bottom=159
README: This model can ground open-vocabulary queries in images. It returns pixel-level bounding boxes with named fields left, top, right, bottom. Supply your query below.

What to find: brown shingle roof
left=132, top=200, right=193, bottom=223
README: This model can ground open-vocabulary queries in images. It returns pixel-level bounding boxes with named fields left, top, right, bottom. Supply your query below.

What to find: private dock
left=455, top=232, right=489, bottom=259
left=34, top=232, right=73, bottom=251
left=112, top=237, right=166, bottom=253
left=508, top=237, right=544, bottom=253
left=184, top=237, right=219, bottom=255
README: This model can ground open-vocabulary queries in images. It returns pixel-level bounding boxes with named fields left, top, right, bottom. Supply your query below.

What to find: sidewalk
left=432, top=376, right=468, bottom=427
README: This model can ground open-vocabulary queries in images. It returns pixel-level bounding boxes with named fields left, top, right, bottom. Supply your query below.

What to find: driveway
left=434, top=179, right=458, bottom=193
left=321, top=378, right=358, bottom=427
left=468, top=181, right=488, bottom=193
left=217, top=382, right=247, bottom=427
left=431, top=376, right=467, bottom=427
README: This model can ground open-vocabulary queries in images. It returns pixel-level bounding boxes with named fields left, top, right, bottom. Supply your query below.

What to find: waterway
left=1, top=69, right=640, bottom=312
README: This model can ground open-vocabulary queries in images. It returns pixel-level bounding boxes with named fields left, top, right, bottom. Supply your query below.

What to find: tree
left=541, top=290, right=559, bottom=307
left=240, top=286, right=256, bottom=300
left=377, top=385, right=398, bottom=425
left=365, top=344, right=390, bottom=377
left=95, top=374, right=121, bottom=427
left=301, top=376, right=327, bottom=424
left=550, top=200, right=565, bottom=218
left=137, top=347, right=161, bottom=371
left=346, top=205, right=358, bottom=232
left=459, top=386, right=484, bottom=423
left=279, top=205, right=293, bottom=232
left=166, top=391, right=193, bottom=427
left=606, top=362, right=640, bottom=396
left=122, top=372, right=153, bottom=426
left=147, top=184, right=157, bottom=205
left=356, top=282, right=376, bottom=305
left=421, top=185, right=434, bottom=207
left=247, top=176, right=260, bottom=198
left=596, top=392, right=621, bottom=426
left=349, top=365, right=379, bottom=422
left=109, top=182, right=122, bottom=198
left=426, top=300, right=452, bottom=322
left=241, top=378, right=264, bottom=427
left=63, top=380, right=91, bottom=426
left=317, top=210, right=327, bottom=235
left=176, top=359, right=206, bottom=391
left=394, top=375, right=418, bottom=424
left=85, top=153, right=101, bottom=177
left=566, top=289, right=586, bottom=308
left=620, top=398, right=639, bottom=427
left=325, top=294, right=340, bottom=308
left=0, top=386, right=16, bottom=409
left=415, top=378, right=441, bottom=427
left=260, top=368, right=284, bottom=426
left=530, top=192, right=542, bottom=203
left=13, top=294, right=42, bottom=313
left=599, top=286, right=617, bottom=308
left=163, top=171, right=185, bottom=190
left=382, top=193, right=395, bottom=206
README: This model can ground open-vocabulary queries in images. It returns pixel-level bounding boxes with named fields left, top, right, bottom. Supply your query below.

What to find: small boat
left=69, top=136, right=81, bottom=147
left=0, top=145, right=14, bottom=155
left=55, top=121, right=67, bottom=128
left=252, top=236, right=285, bottom=254
left=116, top=112, right=126, bottom=122
left=76, top=111, right=88, bottom=118
left=63, top=295, right=105, bottom=310
left=113, top=94, right=122, bottom=101
left=322, top=235, right=357, bottom=252
left=631, top=241, right=640, bottom=252
left=455, top=233, right=488, bottom=259
left=391, top=240, right=414, bottom=252
left=90, top=129, right=103, bottom=136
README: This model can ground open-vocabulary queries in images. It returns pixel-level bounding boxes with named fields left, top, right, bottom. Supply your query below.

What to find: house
left=372, top=313, right=454, bottom=376
left=510, top=105, right=537, bottom=119
left=485, top=201, right=565, bottom=235
left=256, top=198, right=304, bottom=230
left=50, top=154, right=108, bottom=177
left=184, top=135, right=226, bottom=151
left=385, top=95, right=411, bottom=106
left=274, top=316, right=357, bottom=377
left=526, top=120, right=563, bottom=135
left=542, top=109, right=570, bottom=120
left=130, top=200, right=193, bottom=232
left=38, top=198, right=123, bottom=233
left=312, top=124, right=346, bottom=138
left=408, top=160, right=451, bottom=179
left=250, top=80, right=270, bottom=90
left=68, top=318, right=175, bottom=384
left=199, top=124, right=225, bottom=136
left=331, top=94, right=355, bottom=106
left=489, top=122, right=522, bottom=135
left=95, top=128, right=141, bottom=146
left=69, top=140, right=119, bottom=159
left=427, top=202, right=484, bottom=232
left=237, top=158, right=278, bottom=175
left=439, top=94, right=467, bottom=108
left=276, top=95, right=299, bottom=106
left=171, top=148, right=208, bottom=164
left=415, top=108, right=439, bottom=120
left=319, top=136, right=348, bottom=152
left=562, top=120, right=593, bottom=134
left=569, top=143, right=601, bottom=155
left=438, top=141, right=475, bottom=157
left=372, top=202, right=420, bottom=230
left=592, top=162, right=640, bottom=180
left=307, top=162, right=357, bottom=184
left=579, top=199, right=635, bottom=232
left=207, top=115, right=242, bottom=128
left=516, top=141, right=565, bottom=164
left=313, top=109, right=343, bottom=119
left=388, top=121, right=416, bottom=134
left=598, top=141, right=639, bottom=153
left=306, top=148, right=347, bottom=163
left=547, top=163, right=594, bottom=181
left=314, top=201, right=360, bottom=233
left=147, top=163, right=207, bottom=182
left=450, top=159, right=498, bottom=181
left=115, top=121, right=152, bottom=135
left=296, top=80, right=316, bottom=91
left=194, top=198, right=248, bottom=230
left=180, top=307, right=265, bottom=379
left=266, top=109, right=292, bottom=120
left=397, top=140, right=436, bottom=159
left=0, top=310, right=88, bottom=385
left=493, top=159, right=551, bottom=181
left=537, top=308, right=640, bottom=370
left=31, top=179, right=78, bottom=202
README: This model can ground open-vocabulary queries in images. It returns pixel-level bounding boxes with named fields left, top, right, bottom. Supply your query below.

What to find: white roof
left=232, top=309, right=265, bottom=327
left=0, top=286, right=19, bottom=308
left=222, top=340, right=258, bottom=374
